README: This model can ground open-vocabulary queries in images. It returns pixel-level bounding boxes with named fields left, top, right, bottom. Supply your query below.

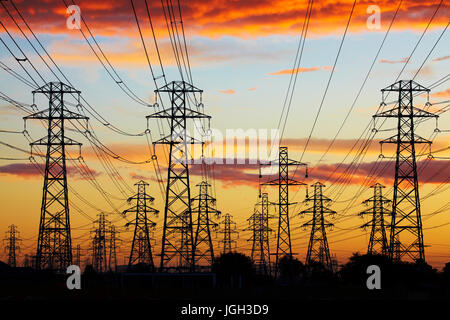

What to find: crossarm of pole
left=146, top=107, right=211, bottom=119
left=124, top=220, right=157, bottom=229
left=373, top=106, right=439, bottom=119
left=122, top=206, right=159, bottom=217
left=152, top=134, right=204, bottom=145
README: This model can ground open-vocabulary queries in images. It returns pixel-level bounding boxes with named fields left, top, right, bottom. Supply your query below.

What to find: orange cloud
left=0, top=0, right=447, bottom=39
left=432, top=55, right=450, bottom=62
left=431, top=88, right=450, bottom=98
left=269, top=66, right=323, bottom=75
left=379, top=57, right=409, bottom=64
left=219, top=89, right=235, bottom=94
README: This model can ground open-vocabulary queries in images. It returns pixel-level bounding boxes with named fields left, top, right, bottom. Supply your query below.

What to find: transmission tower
left=359, top=183, right=391, bottom=255
left=24, top=82, right=88, bottom=270
left=246, top=193, right=274, bottom=275
left=108, top=225, right=120, bottom=272
left=373, top=80, right=438, bottom=262
left=217, top=214, right=238, bottom=254
left=260, top=146, right=307, bottom=275
left=122, top=180, right=158, bottom=270
left=191, top=181, right=220, bottom=268
left=300, top=182, right=335, bottom=270
left=147, top=81, right=210, bottom=271
left=3, top=225, right=21, bottom=267
left=90, top=213, right=109, bottom=273
left=74, top=244, right=82, bottom=267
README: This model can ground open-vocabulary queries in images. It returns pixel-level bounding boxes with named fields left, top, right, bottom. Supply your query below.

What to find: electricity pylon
left=147, top=81, right=210, bottom=271
left=91, top=213, right=109, bottom=273
left=217, top=214, right=238, bottom=254
left=260, top=146, right=307, bottom=276
left=246, top=193, right=274, bottom=275
left=191, top=181, right=220, bottom=268
left=108, top=225, right=120, bottom=272
left=300, top=182, right=335, bottom=271
left=74, top=244, right=82, bottom=267
left=122, top=180, right=158, bottom=270
left=24, top=82, right=88, bottom=270
left=359, top=183, right=391, bottom=255
left=373, top=80, right=438, bottom=262
left=3, top=225, right=21, bottom=267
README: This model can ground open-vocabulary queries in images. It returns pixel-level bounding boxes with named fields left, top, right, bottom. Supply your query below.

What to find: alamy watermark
left=66, top=5, right=81, bottom=30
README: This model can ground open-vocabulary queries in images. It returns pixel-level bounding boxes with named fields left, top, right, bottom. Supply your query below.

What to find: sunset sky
left=0, top=0, right=449, bottom=268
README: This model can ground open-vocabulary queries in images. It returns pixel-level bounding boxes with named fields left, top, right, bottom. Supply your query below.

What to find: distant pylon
left=147, top=81, right=210, bottom=271
left=191, top=181, right=220, bottom=268
left=217, top=214, right=238, bottom=254
left=300, top=182, right=335, bottom=270
left=260, top=146, right=307, bottom=276
left=24, top=82, right=88, bottom=270
left=246, top=193, right=274, bottom=275
left=3, top=225, right=21, bottom=267
left=74, top=244, right=82, bottom=267
left=122, top=180, right=158, bottom=270
left=108, top=225, right=120, bottom=272
left=359, top=183, right=391, bottom=255
left=23, top=254, right=30, bottom=268
left=91, top=213, right=109, bottom=273
left=373, top=80, right=438, bottom=262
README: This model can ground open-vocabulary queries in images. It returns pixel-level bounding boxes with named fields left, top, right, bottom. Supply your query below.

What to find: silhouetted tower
left=147, top=81, right=210, bottom=271
left=3, top=225, right=21, bottom=267
left=260, top=146, right=307, bottom=275
left=108, top=225, right=120, bottom=272
left=359, top=183, right=391, bottom=255
left=191, top=181, right=220, bottom=268
left=300, top=182, right=335, bottom=270
left=246, top=193, right=274, bottom=275
left=24, top=82, right=88, bottom=270
left=122, top=180, right=158, bottom=270
left=74, top=244, right=82, bottom=266
left=23, top=254, right=30, bottom=268
left=373, top=80, right=438, bottom=262
left=218, top=214, right=238, bottom=254
left=91, top=213, right=109, bottom=273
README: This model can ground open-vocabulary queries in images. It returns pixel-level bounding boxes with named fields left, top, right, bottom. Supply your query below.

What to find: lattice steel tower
left=147, top=81, right=210, bottom=271
left=191, top=181, right=220, bottom=268
left=3, top=225, right=21, bottom=267
left=91, top=213, right=109, bottom=273
left=246, top=193, right=274, bottom=275
left=74, top=244, right=82, bottom=267
left=108, top=225, right=120, bottom=272
left=24, top=82, right=88, bottom=270
left=218, top=214, right=238, bottom=254
left=359, top=183, right=391, bottom=255
left=123, top=180, right=158, bottom=270
left=300, top=182, right=335, bottom=270
left=374, top=80, right=438, bottom=262
left=260, top=146, right=306, bottom=275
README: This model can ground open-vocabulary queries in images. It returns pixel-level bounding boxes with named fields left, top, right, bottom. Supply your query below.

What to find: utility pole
left=260, top=146, right=307, bottom=276
left=246, top=193, right=274, bottom=275
left=373, top=80, right=438, bottom=262
left=24, top=82, right=88, bottom=270
left=300, top=182, right=335, bottom=271
left=122, top=180, right=158, bottom=271
left=3, top=225, right=21, bottom=267
left=359, top=183, right=391, bottom=255
left=147, top=81, right=210, bottom=271
left=191, top=181, right=220, bottom=268
left=217, top=214, right=238, bottom=254
left=91, top=213, right=109, bottom=273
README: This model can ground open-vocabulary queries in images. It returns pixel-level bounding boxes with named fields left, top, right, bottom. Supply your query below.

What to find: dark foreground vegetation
left=1, top=252, right=450, bottom=301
